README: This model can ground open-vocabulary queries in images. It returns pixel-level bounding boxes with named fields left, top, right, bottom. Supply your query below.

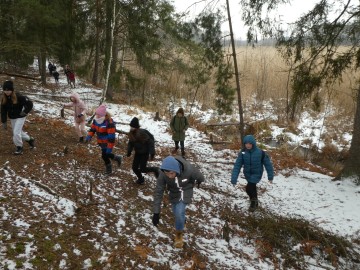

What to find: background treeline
left=0, top=0, right=238, bottom=116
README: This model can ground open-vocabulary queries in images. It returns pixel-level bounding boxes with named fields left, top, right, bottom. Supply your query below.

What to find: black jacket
left=127, top=128, right=155, bottom=155
left=1, top=93, right=33, bottom=123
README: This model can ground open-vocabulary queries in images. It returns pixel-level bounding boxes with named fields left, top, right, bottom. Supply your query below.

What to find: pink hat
left=95, top=104, right=107, bottom=117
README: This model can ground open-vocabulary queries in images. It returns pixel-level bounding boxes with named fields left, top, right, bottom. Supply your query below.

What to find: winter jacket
left=127, top=128, right=155, bottom=156
left=1, top=93, right=33, bottom=123
left=86, top=117, right=116, bottom=153
left=63, top=93, right=86, bottom=123
left=170, top=115, right=189, bottom=141
left=231, top=135, right=274, bottom=185
left=153, top=156, right=205, bottom=214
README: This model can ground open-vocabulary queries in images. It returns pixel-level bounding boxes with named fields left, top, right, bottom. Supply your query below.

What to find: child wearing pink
left=63, top=92, right=87, bottom=142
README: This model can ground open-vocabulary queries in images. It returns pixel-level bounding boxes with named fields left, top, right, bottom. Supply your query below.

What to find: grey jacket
left=153, top=156, right=205, bottom=214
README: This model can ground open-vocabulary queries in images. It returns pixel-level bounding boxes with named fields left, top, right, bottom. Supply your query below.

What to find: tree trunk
left=92, top=0, right=100, bottom=86
left=337, top=86, right=360, bottom=182
left=226, top=0, right=245, bottom=141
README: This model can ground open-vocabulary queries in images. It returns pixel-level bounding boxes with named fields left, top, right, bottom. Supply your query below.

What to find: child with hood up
left=170, top=108, right=189, bottom=157
left=231, top=134, right=274, bottom=212
left=85, top=104, right=122, bottom=175
left=152, top=155, right=204, bottom=248
left=63, top=92, right=87, bottom=142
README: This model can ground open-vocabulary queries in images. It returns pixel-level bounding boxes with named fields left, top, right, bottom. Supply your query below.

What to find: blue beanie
left=160, top=156, right=180, bottom=175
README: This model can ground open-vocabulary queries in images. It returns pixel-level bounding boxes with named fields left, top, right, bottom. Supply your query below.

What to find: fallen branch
left=27, top=179, right=58, bottom=197
left=0, top=71, right=41, bottom=81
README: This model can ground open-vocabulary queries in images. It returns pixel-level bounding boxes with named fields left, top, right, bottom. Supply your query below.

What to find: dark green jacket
left=170, top=115, right=189, bottom=141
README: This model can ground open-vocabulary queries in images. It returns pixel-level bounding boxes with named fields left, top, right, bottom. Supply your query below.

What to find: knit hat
left=130, top=117, right=140, bottom=128
left=176, top=108, right=184, bottom=115
left=95, top=104, right=106, bottom=117
left=3, top=80, right=14, bottom=91
left=160, top=156, right=181, bottom=175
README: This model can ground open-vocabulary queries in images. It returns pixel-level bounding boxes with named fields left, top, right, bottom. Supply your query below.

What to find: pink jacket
left=63, top=93, right=87, bottom=123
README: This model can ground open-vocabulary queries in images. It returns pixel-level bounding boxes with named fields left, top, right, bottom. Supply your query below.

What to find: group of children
left=1, top=81, right=274, bottom=248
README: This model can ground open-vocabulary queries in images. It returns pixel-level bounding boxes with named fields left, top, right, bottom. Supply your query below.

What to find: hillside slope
left=0, top=74, right=359, bottom=269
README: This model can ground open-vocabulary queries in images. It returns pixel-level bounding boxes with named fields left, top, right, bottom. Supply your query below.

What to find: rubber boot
left=181, top=149, right=185, bottom=157
left=249, top=199, right=259, bottom=212
left=174, top=231, right=184, bottom=248
left=114, top=155, right=122, bottom=166
left=105, top=163, right=112, bottom=175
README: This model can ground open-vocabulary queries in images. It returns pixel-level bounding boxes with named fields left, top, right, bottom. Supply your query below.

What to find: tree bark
left=337, top=86, right=360, bottom=181
left=226, top=0, right=244, bottom=142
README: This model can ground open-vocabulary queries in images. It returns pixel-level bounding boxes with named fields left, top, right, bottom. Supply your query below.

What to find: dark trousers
left=132, top=153, right=158, bottom=180
left=175, top=141, right=185, bottom=151
left=245, top=182, right=258, bottom=200
left=101, top=148, right=115, bottom=165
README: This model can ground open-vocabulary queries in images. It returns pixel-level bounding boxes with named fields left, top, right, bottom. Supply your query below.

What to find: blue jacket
left=231, top=135, right=274, bottom=185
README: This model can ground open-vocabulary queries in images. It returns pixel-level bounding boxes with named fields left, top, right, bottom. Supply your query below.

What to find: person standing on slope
left=170, top=108, right=189, bottom=157
left=152, top=155, right=204, bottom=248
left=63, top=92, right=87, bottom=142
left=1, top=80, right=35, bottom=155
left=86, top=104, right=122, bottom=175
left=231, top=134, right=274, bottom=212
left=126, top=117, right=159, bottom=185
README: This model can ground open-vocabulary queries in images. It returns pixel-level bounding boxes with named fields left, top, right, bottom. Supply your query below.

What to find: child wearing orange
left=86, top=104, right=122, bottom=174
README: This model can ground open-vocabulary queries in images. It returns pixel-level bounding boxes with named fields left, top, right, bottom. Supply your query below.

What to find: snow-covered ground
left=1, top=72, right=359, bottom=269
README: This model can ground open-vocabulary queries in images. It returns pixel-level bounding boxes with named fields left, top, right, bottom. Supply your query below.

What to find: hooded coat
left=63, top=93, right=87, bottom=123
left=170, top=113, right=189, bottom=141
left=231, top=135, right=274, bottom=185
left=153, top=156, right=205, bottom=214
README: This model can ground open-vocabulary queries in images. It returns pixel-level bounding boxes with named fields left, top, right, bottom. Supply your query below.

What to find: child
left=53, top=71, right=59, bottom=84
left=231, top=134, right=274, bottom=212
left=68, top=71, right=75, bottom=88
left=86, top=104, right=122, bottom=175
left=170, top=108, right=189, bottom=156
left=1, top=80, right=35, bottom=155
left=63, top=92, right=87, bottom=142
left=152, top=155, right=204, bottom=248
left=127, top=117, right=159, bottom=185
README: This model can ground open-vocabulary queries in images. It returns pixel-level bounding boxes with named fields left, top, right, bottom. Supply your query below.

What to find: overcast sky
left=171, top=0, right=320, bottom=39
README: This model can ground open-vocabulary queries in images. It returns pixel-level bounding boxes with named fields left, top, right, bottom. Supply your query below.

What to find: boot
left=79, top=136, right=84, bottom=143
left=136, top=176, right=145, bottom=185
left=114, top=155, right=122, bottom=166
left=14, top=146, right=23, bottom=155
left=249, top=199, right=259, bottom=212
left=171, top=148, right=178, bottom=155
left=27, top=137, right=35, bottom=149
left=181, top=149, right=185, bottom=157
left=105, top=163, right=112, bottom=175
left=174, top=231, right=184, bottom=248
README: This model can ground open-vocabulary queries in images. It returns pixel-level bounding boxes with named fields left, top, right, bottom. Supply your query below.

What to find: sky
left=172, top=0, right=321, bottom=40
left=1, top=66, right=359, bottom=269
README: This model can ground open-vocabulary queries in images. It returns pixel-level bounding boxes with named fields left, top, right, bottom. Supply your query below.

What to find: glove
left=85, top=135, right=91, bottom=143
left=2, top=123, right=6, bottom=130
left=19, top=111, right=27, bottom=117
left=106, top=148, right=112, bottom=154
left=77, top=113, right=83, bottom=118
left=196, top=181, right=201, bottom=188
left=152, top=213, right=160, bottom=226
left=127, top=152, right=131, bottom=157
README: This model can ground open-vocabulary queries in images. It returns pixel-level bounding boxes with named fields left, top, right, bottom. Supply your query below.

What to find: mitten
left=196, top=181, right=201, bottom=188
left=2, top=123, right=6, bottom=130
left=60, top=108, right=65, bottom=118
left=126, top=152, right=131, bottom=157
left=152, top=213, right=160, bottom=226
left=19, top=111, right=27, bottom=117
left=77, top=113, right=83, bottom=118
